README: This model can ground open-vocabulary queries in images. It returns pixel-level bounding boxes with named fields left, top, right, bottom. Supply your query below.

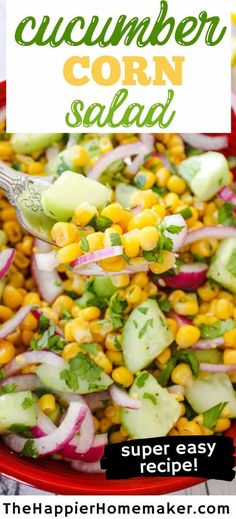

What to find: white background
left=6, top=0, right=231, bottom=133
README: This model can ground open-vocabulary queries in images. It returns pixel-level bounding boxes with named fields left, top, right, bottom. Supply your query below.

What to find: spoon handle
left=0, top=165, right=27, bottom=207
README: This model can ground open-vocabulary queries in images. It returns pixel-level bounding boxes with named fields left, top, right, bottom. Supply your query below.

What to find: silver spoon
left=0, top=163, right=55, bottom=244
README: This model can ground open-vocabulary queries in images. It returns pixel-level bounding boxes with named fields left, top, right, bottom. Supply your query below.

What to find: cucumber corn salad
left=0, top=126, right=236, bottom=474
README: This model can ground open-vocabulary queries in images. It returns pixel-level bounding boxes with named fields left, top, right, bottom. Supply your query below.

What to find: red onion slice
left=0, top=248, right=16, bottom=279
left=4, top=401, right=87, bottom=456
left=163, top=214, right=187, bottom=252
left=84, top=391, right=110, bottom=411
left=125, top=154, right=145, bottom=175
left=191, top=338, right=224, bottom=350
left=88, top=142, right=149, bottom=181
left=0, top=304, right=33, bottom=340
left=218, top=186, right=236, bottom=206
left=130, top=204, right=142, bottom=215
left=70, top=246, right=123, bottom=271
left=71, top=459, right=105, bottom=473
left=32, top=239, right=63, bottom=303
left=159, top=263, right=208, bottom=290
left=35, top=250, right=59, bottom=272
left=185, top=226, right=236, bottom=245
left=32, top=407, right=56, bottom=438
left=180, top=134, right=228, bottom=151
left=58, top=393, right=94, bottom=454
left=200, top=363, right=236, bottom=373
left=140, top=133, right=154, bottom=153
left=153, top=152, right=172, bottom=171
left=73, top=261, right=149, bottom=276
left=109, top=384, right=141, bottom=410
left=0, top=374, right=43, bottom=391
left=4, top=351, right=66, bottom=377
left=170, top=312, right=192, bottom=327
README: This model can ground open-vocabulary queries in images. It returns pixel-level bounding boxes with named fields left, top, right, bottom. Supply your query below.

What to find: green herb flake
left=109, top=293, right=128, bottom=329
left=0, top=368, right=5, bottom=381
left=60, top=353, right=103, bottom=392
left=156, top=297, right=171, bottom=312
left=21, top=439, right=38, bottom=458
left=9, top=424, right=32, bottom=437
left=158, top=350, right=199, bottom=387
left=133, top=320, right=138, bottom=329
left=38, top=314, right=50, bottom=333
left=165, top=225, right=184, bottom=234
left=110, top=233, right=122, bottom=246
left=21, top=397, right=34, bottom=410
left=114, top=337, right=122, bottom=350
left=143, top=392, right=157, bottom=405
left=94, top=215, right=113, bottom=232
left=180, top=207, right=192, bottom=219
left=226, top=249, right=236, bottom=277
left=199, top=320, right=235, bottom=340
left=0, top=383, right=17, bottom=396
left=217, top=202, right=236, bottom=226
left=80, top=231, right=90, bottom=252
left=81, top=343, right=99, bottom=356
left=61, top=306, right=72, bottom=320
left=31, top=324, right=66, bottom=353
left=136, top=372, right=149, bottom=388
left=138, top=318, right=153, bottom=339
left=202, top=402, right=228, bottom=429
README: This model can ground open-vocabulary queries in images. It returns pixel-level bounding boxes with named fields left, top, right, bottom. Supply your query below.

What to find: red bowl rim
left=0, top=78, right=235, bottom=494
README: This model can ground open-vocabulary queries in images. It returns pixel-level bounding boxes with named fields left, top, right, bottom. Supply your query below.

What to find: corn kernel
left=224, top=329, right=236, bottom=348
left=131, top=272, right=149, bottom=288
left=101, top=203, right=123, bottom=223
left=156, top=347, right=171, bottom=366
left=164, top=192, right=181, bottom=211
left=111, top=275, right=130, bottom=288
left=99, top=256, right=126, bottom=272
left=213, top=299, right=234, bottom=320
left=149, top=251, right=176, bottom=275
left=51, top=222, right=79, bottom=247
left=191, top=238, right=218, bottom=258
left=112, top=367, right=134, bottom=387
left=156, top=167, right=170, bottom=187
left=20, top=312, right=38, bottom=331
left=166, top=318, right=178, bottom=337
left=0, top=306, right=13, bottom=322
left=27, top=161, right=44, bottom=175
left=39, top=394, right=56, bottom=414
left=62, top=342, right=80, bottom=360
left=104, top=406, right=121, bottom=424
left=100, top=417, right=112, bottom=433
left=171, top=363, right=193, bottom=386
left=87, top=232, right=104, bottom=251
left=71, top=317, right=92, bottom=343
left=176, top=325, right=200, bottom=348
left=139, top=226, right=159, bottom=251
left=109, top=431, right=123, bottom=443
left=107, top=350, right=124, bottom=365
left=105, top=333, right=122, bottom=351
left=0, top=340, right=16, bottom=364
left=72, top=202, right=98, bottom=227
left=52, top=295, right=74, bottom=315
left=122, top=230, right=140, bottom=258
left=23, top=292, right=41, bottom=307
left=134, top=170, right=156, bottom=190
left=176, top=418, right=202, bottom=435
left=130, top=190, right=158, bottom=210
left=197, top=282, right=219, bottom=302
left=3, top=285, right=24, bottom=309
left=71, top=145, right=88, bottom=166
left=223, top=349, right=236, bottom=365
left=214, top=418, right=231, bottom=433
left=128, top=209, right=159, bottom=231
left=64, top=321, right=75, bottom=342
left=167, top=175, right=186, bottom=194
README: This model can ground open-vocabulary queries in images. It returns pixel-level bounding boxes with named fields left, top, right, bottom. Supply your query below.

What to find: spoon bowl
left=0, top=163, right=55, bottom=244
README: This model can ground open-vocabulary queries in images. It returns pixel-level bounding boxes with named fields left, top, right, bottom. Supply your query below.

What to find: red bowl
left=0, top=80, right=235, bottom=494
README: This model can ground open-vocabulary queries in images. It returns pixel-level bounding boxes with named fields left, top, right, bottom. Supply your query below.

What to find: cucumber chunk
left=42, top=171, right=112, bottom=221
left=0, top=391, right=36, bottom=433
left=11, top=134, right=62, bottom=154
left=46, top=145, right=83, bottom=175
left=115, top=183, right=140, bottom=208
left=208, top=238, right=236, bottom=294
left=122, top=299, right=174, bottom=373
left=194, top=349, right=222, bottom=364
left=36, top=363, right=112, bottom=394
left=185, top=374, right=236, bottom=418
left=177, top=152, right=230, bottom=202
left=121, top=372, right=181, bottom=439
left=92, top=277, right=117, bottom=298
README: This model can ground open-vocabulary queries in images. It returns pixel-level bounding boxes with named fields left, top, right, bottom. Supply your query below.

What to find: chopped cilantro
left=21, top=397, right=34, bottom=410
left=138, top=318, right=153, bottom=339
left=158, top=350, right=199, bottom=387
left=134, top=174, right=146, bottom=188
left=109, top=293, right=128, bottom=329
left=180, top=207, right=192, bottom=219
left=226, top=249, right=236, bottom=277
left=152, top=185, right=166, bottom=196
left=136, top=372, right=149, bottom=388
left=80, top=231, right=89, bottom=252
left=155, top=296, right=171, bottom=312
left=81, top=343, right=99, bottom=356
left=143, top=392, right=157, bottom=405
left=133, top=320, right=138, bottom=329
left=31, top=324, right=65, bottom=353
left=217, top=202, right=236, bottom=226
left=61, top=306, right=72, bottom=320
left=199, top=319, right=235, bottom=340
left=60, top=353, right=103, bottom=392
left=38, top=314, right=50, bottom=333
left=114, top=337, right=122, bottom=350
left=9, top=424, right=32, bottom=437
left=0, top=383, right=17, bottom=396
left=165, top=225, right=184, bottom=234
left=0, top=368, right=5, bottom=381
left=93, top=215, right=113, bottom=232
left=202, top=402, right=228, bottom=429
left=110, top=233, right=122, bottom=246
left=21, top=439, right=38, bottom=458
